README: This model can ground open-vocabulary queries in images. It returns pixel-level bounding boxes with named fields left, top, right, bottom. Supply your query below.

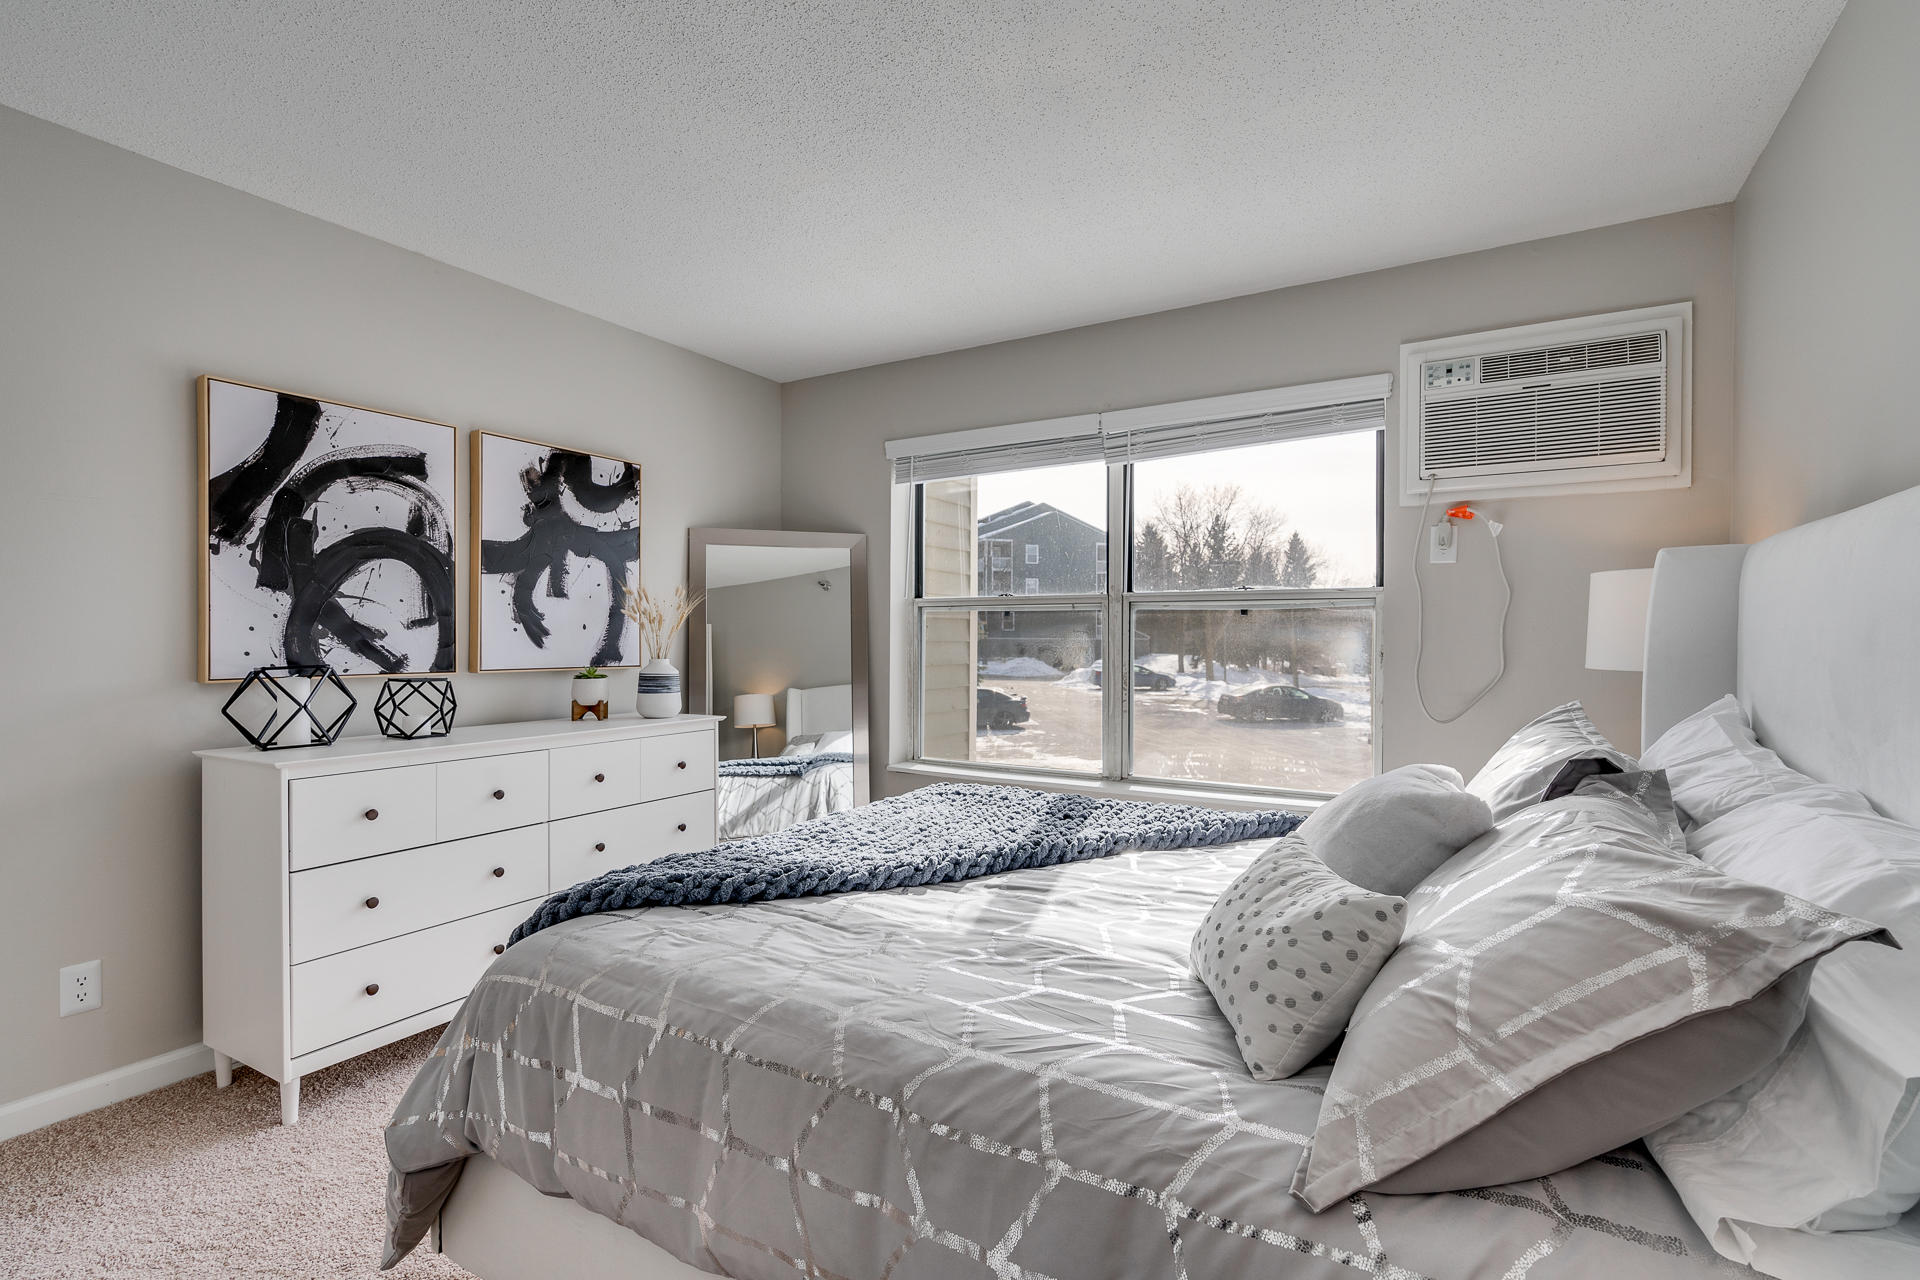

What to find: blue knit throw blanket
left=510, top=782, right=1301, bottom=944
left=718, top=752, right=853, bottom=778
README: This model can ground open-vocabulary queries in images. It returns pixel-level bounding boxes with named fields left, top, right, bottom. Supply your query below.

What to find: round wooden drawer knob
left=677, top=823, right=687, bottom=832
left=365, top=983, right=380, bottom=996
left=676, top=761, right=687, bottom=770
left=493, top=944, right=506, bottom=955
left=492, top=789, right=506, bottom=800
left=364, top=808, right=379, bottom=821
left=491, top=866, right=505, bottom=878
left=594, top=773, right=605, bottom=783
left=594, top=842, right=606, bottom=852
left=364, top=896, right=380, bottom=910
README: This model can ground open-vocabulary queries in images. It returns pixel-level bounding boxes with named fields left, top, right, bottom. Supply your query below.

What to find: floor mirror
left=688, top=529, right=870, bottom=839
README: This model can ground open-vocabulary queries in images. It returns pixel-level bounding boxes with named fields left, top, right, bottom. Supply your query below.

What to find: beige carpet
left=0, top=1029, right=474, bottom=1279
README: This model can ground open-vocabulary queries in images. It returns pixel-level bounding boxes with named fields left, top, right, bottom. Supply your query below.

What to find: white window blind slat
left=889, top=431, right=1105, bottom=485
left=886, top=375, right=1390, bottom=483
left=1102, top=398, right=1384, bottom=465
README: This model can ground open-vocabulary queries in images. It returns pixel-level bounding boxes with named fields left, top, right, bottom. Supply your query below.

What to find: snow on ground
left=980, top=656, right=1064, bottom=678
left=965, top=676, right=1374, bottom=793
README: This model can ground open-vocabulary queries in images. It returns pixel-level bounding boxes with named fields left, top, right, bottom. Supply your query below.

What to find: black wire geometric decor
left=221, top=664, right=357, bottom=750
left=374, top=676, right=458, bottom=739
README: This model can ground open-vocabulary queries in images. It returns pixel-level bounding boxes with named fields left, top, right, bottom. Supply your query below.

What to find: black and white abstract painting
left=202, top=378, right=457, bottom=681
left=473, top=431, right=641, bottom=671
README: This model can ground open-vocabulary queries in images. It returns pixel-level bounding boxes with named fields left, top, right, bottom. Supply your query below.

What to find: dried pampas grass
left=622, top=582, right=703, bottom=663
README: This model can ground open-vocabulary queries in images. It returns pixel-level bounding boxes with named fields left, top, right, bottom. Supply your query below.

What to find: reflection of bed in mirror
left=688, top=527, right=870, bottom=839
left=716, top=683, right=857, bottom=839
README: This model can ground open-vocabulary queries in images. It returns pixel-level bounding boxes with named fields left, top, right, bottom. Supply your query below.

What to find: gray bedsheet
left=385, top=839, right=1754, bottom=1278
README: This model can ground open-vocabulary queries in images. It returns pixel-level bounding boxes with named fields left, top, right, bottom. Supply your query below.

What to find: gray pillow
left=1291, top=778, right=1893, bottom=1211
left=1466, top=700, right=1636, bottom=822
left=1190, top=837, right=1406, bottom=1080
left=1296, top=764, right=1493, bottom=896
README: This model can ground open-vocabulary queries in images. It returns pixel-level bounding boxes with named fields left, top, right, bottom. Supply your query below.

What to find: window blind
left=888, top=430, right=1105, bottom=485
left=1101, top=397, right=1385, bottom=465
left=885, top=374, right=1390, bottom=482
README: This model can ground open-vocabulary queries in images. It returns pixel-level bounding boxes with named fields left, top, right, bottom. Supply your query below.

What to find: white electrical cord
left=1411, top=475, right=1512, bottom=724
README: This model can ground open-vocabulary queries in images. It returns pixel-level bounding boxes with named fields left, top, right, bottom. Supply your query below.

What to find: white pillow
left=1296, top=764, right=1492, bottom=896
left=779, top=734, right=821, bottom=757
left=1464, top=701, right=1634, bottom=822
left=815, top=731, right=854, bottom=754
left=1645, top=788, right=1920, bottom=1263
left=1641, top=695, right=1873, bottom=827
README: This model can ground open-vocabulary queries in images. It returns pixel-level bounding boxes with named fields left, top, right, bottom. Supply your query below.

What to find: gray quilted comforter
left=384, top=839, right=1753, bottom=1278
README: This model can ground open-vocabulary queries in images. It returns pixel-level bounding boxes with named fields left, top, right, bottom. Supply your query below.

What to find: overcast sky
left=976, top=429, right=1378, bottom=587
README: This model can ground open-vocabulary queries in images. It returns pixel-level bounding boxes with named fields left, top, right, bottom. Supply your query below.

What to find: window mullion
left=1102, top=462, right=1128, bottom=781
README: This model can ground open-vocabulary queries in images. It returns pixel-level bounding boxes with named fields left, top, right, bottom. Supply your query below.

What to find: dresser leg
left=280, top=1077, right=300, bottom=1126
left=213, top=1051, right=233, bottom=1089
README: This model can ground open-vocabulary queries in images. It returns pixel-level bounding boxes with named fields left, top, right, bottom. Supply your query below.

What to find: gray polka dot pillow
left=1190, top=835, right=1407, bottom=1080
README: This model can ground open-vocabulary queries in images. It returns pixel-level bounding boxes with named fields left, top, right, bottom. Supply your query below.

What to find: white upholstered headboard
left=1643, top=484, right=1920, bottom=828
left=785, top=683, right=853, bottom=740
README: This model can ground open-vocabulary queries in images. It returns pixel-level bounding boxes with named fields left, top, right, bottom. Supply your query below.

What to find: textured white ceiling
left=707, top=544, right=850, bottom=590
left=0, top=2, right=1840, bottom=380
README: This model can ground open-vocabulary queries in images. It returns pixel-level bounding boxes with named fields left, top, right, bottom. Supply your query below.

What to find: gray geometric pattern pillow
left=1190, top=836, right=1406, bottom=1080
left=1291, top=784, right=1895, bottom=1211
left=1466, top=700, right=1635, bottom=822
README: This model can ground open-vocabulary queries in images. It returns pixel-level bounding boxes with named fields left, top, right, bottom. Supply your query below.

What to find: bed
left=386, top=484, right=1920, bottom=1279
left=716, top=683, right=858, bottom=840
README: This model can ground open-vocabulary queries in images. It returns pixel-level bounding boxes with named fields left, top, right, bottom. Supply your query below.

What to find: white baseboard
left=0, top=1043, right=214, bottom=1143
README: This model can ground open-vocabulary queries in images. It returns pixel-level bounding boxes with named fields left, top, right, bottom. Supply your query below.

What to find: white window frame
left=892, top=376, right=1389, bottom=803
left=1025, top=543, right=1040, bottom=565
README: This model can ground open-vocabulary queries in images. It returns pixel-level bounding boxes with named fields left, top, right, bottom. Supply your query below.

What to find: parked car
left=977, top=687, right=1031, bottom=730
left=1217, top=684, right=1345, bottom=724
left=1088, top=662, right=1177, bottom=690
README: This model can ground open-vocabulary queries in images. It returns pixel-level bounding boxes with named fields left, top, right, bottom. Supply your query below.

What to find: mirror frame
left=687, top=528, right=870, bottom=805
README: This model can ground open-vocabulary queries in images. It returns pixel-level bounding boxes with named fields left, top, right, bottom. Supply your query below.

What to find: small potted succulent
left=570, top=666, right=610, bottom=721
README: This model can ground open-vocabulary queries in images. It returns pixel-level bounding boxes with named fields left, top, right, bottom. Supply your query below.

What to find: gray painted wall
left=782, top=206, right=1737, bottom=795
left=0, top=106, right=781, bottom=1108
left=1730, top=0, right=1920, bottom=541
left=708, top=568, right=853, bottom=759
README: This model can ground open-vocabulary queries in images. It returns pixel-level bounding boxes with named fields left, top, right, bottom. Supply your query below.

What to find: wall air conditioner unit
left=1399, top=302, right=1691, bottom=504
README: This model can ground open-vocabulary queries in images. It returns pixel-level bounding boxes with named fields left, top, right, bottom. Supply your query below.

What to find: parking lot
left=970, top=673, right=1373, bottom=793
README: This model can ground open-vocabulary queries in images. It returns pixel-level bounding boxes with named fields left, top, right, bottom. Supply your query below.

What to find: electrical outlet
left=1428, top=522, right=1457, bottom=564
left=60, top=959, right=102, bottom=1017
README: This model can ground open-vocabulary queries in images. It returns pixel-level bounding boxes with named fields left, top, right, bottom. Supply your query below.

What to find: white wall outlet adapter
left=1428, top=522, right=1457, bottom=564
left=60, top=959, right=102, bottom=1016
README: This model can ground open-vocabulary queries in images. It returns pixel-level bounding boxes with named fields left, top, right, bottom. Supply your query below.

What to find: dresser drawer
left=288, top=825, right=548, bottom=963
left=289, top=765, right=437, bottom=870
left=290, top=899, right=533, bottom=1057
left=548, top=793, right=716, bottom=891
left=640, top=732, right=716, bottom=800
left=549, top=740, right=642, bottom=819
left=437, top=751, right=548, bottom=841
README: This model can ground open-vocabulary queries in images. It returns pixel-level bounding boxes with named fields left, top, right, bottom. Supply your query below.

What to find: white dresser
left=197, top=714, right=720, bottom=1124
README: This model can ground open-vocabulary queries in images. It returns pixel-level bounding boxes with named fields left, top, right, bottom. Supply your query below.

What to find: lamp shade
left=1586, top=568, right=1654, bottom=671
left=733, top=693, right=776, bottom=729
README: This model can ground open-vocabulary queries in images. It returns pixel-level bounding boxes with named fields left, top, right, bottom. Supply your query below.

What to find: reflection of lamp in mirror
left=733, top=693, right=777, bottom=757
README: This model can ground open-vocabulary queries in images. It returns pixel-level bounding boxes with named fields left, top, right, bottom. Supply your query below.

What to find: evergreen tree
left=1279, top=531, right=1324, bottom=588
left=1135, top=520, right=1173, bottom=591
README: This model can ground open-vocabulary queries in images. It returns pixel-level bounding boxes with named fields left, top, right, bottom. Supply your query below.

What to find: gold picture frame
left=470, top=429, right=643, bottom=673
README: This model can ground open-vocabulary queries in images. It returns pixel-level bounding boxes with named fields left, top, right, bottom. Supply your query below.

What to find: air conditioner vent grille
left=1421, top=374, right=1666, bottom=473
left=1477, top=331, right=1663, bottom=384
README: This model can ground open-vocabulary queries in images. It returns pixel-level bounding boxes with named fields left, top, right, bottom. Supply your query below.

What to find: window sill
left=886, top=760, right=1324, bottom=815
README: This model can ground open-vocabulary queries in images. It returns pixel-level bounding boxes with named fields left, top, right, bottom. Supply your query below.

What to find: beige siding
left=919, top=479, right=978, bottom=760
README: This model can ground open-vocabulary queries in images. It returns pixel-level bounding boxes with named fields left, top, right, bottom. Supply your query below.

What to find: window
left=894, top=378, right=1385, bottom=799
